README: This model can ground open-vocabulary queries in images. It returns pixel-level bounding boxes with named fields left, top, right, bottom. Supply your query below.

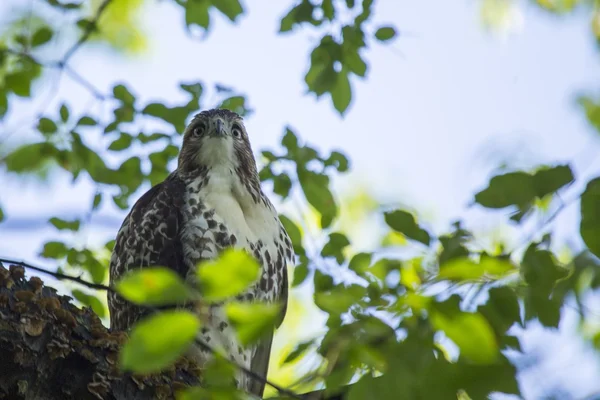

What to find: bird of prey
left=108, top=109, right=293, bottom=397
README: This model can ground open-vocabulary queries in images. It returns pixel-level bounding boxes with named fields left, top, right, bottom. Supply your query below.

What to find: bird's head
left=177, top=109, right=258, bottom=178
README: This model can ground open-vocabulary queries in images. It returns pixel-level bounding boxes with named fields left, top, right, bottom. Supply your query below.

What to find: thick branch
left=0, top=262, right=200, bottom=400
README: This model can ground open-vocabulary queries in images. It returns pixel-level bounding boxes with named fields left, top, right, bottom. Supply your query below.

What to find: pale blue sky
left=1, top=1, right=600, bottom=398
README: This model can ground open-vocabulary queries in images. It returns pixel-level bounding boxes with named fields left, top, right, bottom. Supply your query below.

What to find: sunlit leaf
left=225, top=301, right=281, bottom=346
left=438, top=256, right=516, bottom=282
left=116, top=267, right=195, bottom=306
left=196, top=249, right=260, bottom=302
left=431, top=297, right=499, bottom=364
left=120, top=311, right=200, bottom=374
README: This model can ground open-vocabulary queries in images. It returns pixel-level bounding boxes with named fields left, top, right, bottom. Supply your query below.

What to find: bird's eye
left=193, top=122, right=206, bottom=137
left=232, top=123, right=243, bottom=138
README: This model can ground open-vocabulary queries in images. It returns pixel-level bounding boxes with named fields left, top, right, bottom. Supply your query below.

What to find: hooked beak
left=214, top=119, right=226, bottom=137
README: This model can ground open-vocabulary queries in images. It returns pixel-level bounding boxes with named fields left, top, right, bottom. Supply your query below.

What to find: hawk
left=108, top=109, right=293, bottom=397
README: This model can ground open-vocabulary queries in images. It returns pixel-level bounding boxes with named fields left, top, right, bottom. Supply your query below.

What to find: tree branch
left=62, top=0, right=114, bottom=63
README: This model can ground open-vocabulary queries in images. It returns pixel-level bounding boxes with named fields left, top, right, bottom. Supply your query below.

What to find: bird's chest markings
left=181, top=173, right=284, bottom=300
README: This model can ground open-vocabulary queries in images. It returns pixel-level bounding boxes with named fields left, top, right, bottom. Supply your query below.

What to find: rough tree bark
left=0, top=262, right=349, bottom=400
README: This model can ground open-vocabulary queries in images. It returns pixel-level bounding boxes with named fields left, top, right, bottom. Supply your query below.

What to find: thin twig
left=195, top=339, right=303, bottom=400
left=0, top=257, right=303, bottom=399
left=62, top=0, right=114, bottom=63
left=0, top=257, right=111, bottom=291
left=63, top=64, right=107, bottom=100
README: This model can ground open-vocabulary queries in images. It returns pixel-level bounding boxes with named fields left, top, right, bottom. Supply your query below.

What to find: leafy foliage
left=0, top=0, right=599, bottom=399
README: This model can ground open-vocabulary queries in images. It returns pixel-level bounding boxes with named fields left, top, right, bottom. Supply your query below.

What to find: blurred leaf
left=332, top=70, right=352, bottom=114
left=31, top=26, right=53, bottom=47
left=120, top=311, right=200, bottom=374
left=37, top=118, right=58, bottom=135
left=315, top=284, right=366, bottom=315
left=59, top=104, right=69, bottom=122
left=3, top=142, right=58, bottom=172
left=321, top=232, right=350, bottom=263
left=578, top=96, right=600, bottom=133
left=49, top=217, right=80, bottom=231
left=40, top=241, right=68, bottom=259
left=0, top=206, right=4, bottom=223
left=108, top=133, right=133, bottom=151
left=283, top=340, right=313, bottom=364
left=298, top=168, right=337, bottom=228
left=292, top=262, right=309, bottom=286
left=196, top=249, right=260, bottom=302
left=532, top=164, right=574, bottom=198
left=431, top=304, right=499, bottom=364
left=384, top=210, right=430, bottom=246
left=314, top=269, right=334, bottom=292
left=92, top=193, right=102, bottom=210
left=374, top=26, right=396, bottom=41
left=478, top=287, right=521, bottom=335
left=76, top=116, right=97, bottom=126
left=348, top=252, right=372, bottom=276
left=225, top=301, right=281, bottom=346
left=186, top=0, right=210, bottom=29
left=116, top=267, right=195, bottom=306
left=142, top=103, right=189, bottom=133
left=580, top=177, right=600, bottom=258
left=438, top=256, right=516, bottom=282
left=113, top=84, right=136, bottom=105
left=212, top=0, right=244, bottom=22
left=273, top=173, right=292, bottom=197
left=475, top=172, right=535, bottom=209
left=72, top=289, right=106, bottom=318
left=324, top=150, right=350, bottom=172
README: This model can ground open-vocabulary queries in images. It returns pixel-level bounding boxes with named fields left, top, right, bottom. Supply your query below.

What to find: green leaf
left=212, top=0, right=244, bottom=22
left=76, top=116, right=97, bottom=126
left=324, top=150, right=350, bottom=172
left=374, top=26, right=397, bottom=41
left=225, top=301, right=281, bottom=346
left=272, top=173, right=292, bottom=197
left=113, top=84, right=135, bottom=105
left=578, top=95, right=600, bottom=133
left=292, top=262, right=309, bottom=286
left=40, top=241, right=68, bottom=259
left=283, top=340, right=313, bottom=364
left=438, top=256, right=516, bottom=282
left=332, top=70, right=352, bottom=114
left=31, top=26, right=54, bottom=47
left=298, top=169, right=337, bottom=228
left=116, top=267, right=195, bottom=306
left=108, top=133, right=133, bottom=151
left=532, top=164, right=574, bottom=198
left=384, top=210, right=430, bottom=246
left=478, top=287, right=521, bottom=335
left=59, top=104, right=69, bottom=122
left=474, top=171, right=536, bottom=209
left=580, top=177, right=600, bottom=258
left=2, top=142, right=58, bottom=172
left=49, top=217, right=81, bottom=231
left=315, top=284, right=366, bottom=315
left=196, top=249, right=260, bottom=302
left=72, top=289, right=106, bottom=318
left=186, top=0, right=210, bottom=28
left=321, top=232, right=350, bottom=264
left=0, top=206, right=4, bottom=223
left=142, top=103, right=189, bottom=133
left=37, top=118, right=58, bottom=134
left=348, top=252, right=372, bottom=276
left=314, top=269, right=334, bottom=292
left=92, top=193, right=102, bottom=210
left=120, top=311, right=200, bottom=374
left=431, top=306, right=498, bottom=364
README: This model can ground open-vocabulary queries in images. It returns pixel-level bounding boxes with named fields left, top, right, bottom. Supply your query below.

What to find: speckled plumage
left=108, top=109, right=293, bottom=397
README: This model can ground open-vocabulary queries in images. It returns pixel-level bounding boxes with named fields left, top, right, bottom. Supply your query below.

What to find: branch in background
left=62, top=0, right=114, bottom=63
